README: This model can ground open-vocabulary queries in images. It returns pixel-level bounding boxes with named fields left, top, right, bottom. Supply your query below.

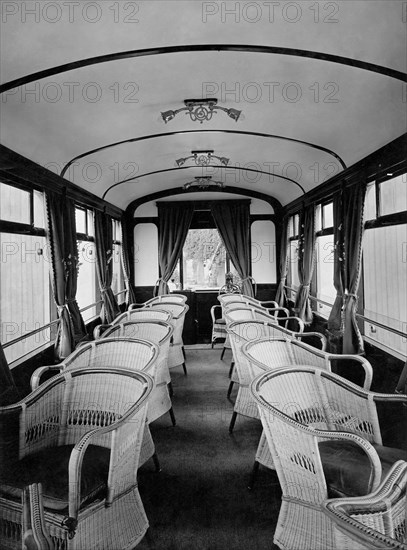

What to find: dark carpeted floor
left=137, top=348, right=281, bottom=550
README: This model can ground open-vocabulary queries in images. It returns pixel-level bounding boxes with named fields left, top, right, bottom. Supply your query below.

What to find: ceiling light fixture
left=176, top=150, right=230, bottom=167
left=183, top=176, right=224, bottom=191
left=161, top=99, right=242, bottom=124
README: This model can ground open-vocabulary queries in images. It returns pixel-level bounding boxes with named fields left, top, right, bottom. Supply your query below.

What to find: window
left=286, top=214, right=300, bottom=301
left=182, top=228, right=227, bottom=290
left=75, top=206, right=99, bottom=322
left=112, top=219, right=125, bottom=305
left=313, top=201, right=335, bottom=318
left=0, top=183, right=51, bottom=363
left=362, top=174, right=407, bottom=359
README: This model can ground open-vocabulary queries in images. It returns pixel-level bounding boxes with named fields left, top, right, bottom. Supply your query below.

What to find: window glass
left=75, top=208, right=87, bottom=234
left=33, top=190, right=45, bottom=228
left=87, top=210, right=95, bottom=237
left=76, top=241, right=97, bottom=321
left=315, top=204, right=322, bottom=232
left=322, top=202, right=333, bottom=228
left=287, top=239, right=300, bottom=301
left=315, top=235, right=335, bottom=318
left=182, top=229, right=226, bottom=290
left=364, top=182, right=376, bottom=220
left=363, top=225, right=407, bottom=359
left=0, top=183, right=30, bottom=224
left=0, top=233, right=50, bottom=362
left=112, top=243, right=125, bottom=305
left=379, top=175, right=407, bottom=216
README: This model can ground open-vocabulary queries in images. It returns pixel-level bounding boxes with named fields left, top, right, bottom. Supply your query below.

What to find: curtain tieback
left=302, top=284, right=310, bottom=289
left=344, top=292, right=358, bottom=300
left=57, top=304, right=67, bottom=315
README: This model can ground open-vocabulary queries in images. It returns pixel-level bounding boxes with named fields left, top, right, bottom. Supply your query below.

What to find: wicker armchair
left=226, top=322, right=328, bottom=426
left=0, top=368, right=154, bottom=550
left=94, top=308, right=173, bottom=339
left=322, top=459, right=407, bottom=549
left=144, top=302, right=189, bottom=375
left=129, top=294, right=187, bottom=308
left=101, top=321, right=175, bottom=425
left=243, top=337, right=374, bottom=487
left=30, top=338, right=160, bottom=471
left=250, top=366, right=407, bottom=550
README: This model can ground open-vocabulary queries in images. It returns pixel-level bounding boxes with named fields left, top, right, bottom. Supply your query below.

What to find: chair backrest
left=146, top=301, right=188, bottom=320
left=224, top=305, right=277, bottom=325
left=114, top=308, right=173, bottom=324
left=242, top=337, right=328, bottom=380
left=63, top=338, right=159, bottom=378
left=250, top=367, right=386, bottom=506
left=227, top=320, right=299, bottom=385
left=101, top=321, right=173, bottom=385
left=146, top=294, right=187, bottom=304
left=13, top=367, right=154, bottom=459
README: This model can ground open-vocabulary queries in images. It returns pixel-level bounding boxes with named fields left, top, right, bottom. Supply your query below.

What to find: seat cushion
left=319, top=440, right=407, bottom=498
left=215, top=318, right=226, bottom=325
left=0, top=444, right=110, bottom=512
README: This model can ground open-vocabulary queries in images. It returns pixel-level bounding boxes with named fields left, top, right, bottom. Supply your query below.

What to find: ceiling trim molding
left=102, top=164, right=305, bottom=200
left=126, top=185, right=282, bottom=221
left=1, top=44, right=406, bottom=94
left=284, top=133, right=407, bottom=214
left=60, top=129, right=346, bottom=179
left=0, top=145, right=123, bottom=218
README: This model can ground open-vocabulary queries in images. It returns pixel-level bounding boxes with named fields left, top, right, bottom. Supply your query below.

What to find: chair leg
left=229, top=411, right=238, bottom=433
left=169, top=407, right=176, bottom=426
left=228, top=361, right=235, bottom=378
left=152, top=453, right=161, bottom=472
left=168, top=382, right=173, bottom=398
left=182, top=362, right=187, bottom=375
left=248, top=461, right=260, bottom=490
left=220, top=346, right=226, bottom=360
left=227, top=381, right=234, bottom=398
left=182, top=346, right=186, bottom=359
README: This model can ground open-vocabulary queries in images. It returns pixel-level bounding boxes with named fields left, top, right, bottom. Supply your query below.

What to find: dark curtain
left=46, top=192, right=86, bottom=359
left=121, top=217, right=137, bottom=306
left=211, top=202, right=254, bottom=297
left=341, top=182, right=366, bottom=354
left=275, top=218, right=288, bottom=307
left=327, top=182, right=366, bottom=354
left=95, top=210, right=120, bottom=323
left=0, top=342, right=20, bottom=406
left=294, top=205, right=316, bottom=324
left=156, top=203, right=194, bottom=295
left=327, top=190, right=344, bottom=332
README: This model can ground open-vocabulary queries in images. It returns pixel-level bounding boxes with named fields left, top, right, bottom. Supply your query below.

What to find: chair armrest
left=326, top=354, right=374, bottom=391
left=322, top=460, right=407, bottom=549
left=259, top=300, right=279, bottom=309
left=314, top=429, right=383, bottom=494
left=211, top=305, right=223, bottom=322
left=93, top=324, right=112, bottom=339
left=276, top=315, right=305, bottom=332
left=128, top=302, right=146, bottom=311
left=266, top=306, right=290, bottom=317
left=293, top=331, right=328, bottom=351
left=30, top=365, right=64, bottom=390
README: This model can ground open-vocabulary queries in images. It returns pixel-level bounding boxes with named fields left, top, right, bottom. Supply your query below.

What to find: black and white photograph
left=0, top=1, right=406, bottom=549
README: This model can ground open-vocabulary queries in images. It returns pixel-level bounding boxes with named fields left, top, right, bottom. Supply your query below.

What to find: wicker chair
left=223, top=304, right=305, bottom=390
left=30, top=338, right=160, bottom=471
left=243, top=337, right=374, bottom=487
left=250, top=366, right=407, bottom=550
left=0, top=368, right=154, bottom=550
left=322, top=459, right=407, bottom=549
left=226, top=322, right=328, bottom=422
left=144, top=302, right=189, bottom=375
left=101, top=321, right=175, bottom=425
left=94, top=308, right=173, bottom=339
left=129, top=294, right=187, bottom=308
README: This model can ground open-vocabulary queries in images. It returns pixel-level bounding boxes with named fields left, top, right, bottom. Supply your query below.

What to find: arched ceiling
left=1, top=0, right=405, bottom=210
